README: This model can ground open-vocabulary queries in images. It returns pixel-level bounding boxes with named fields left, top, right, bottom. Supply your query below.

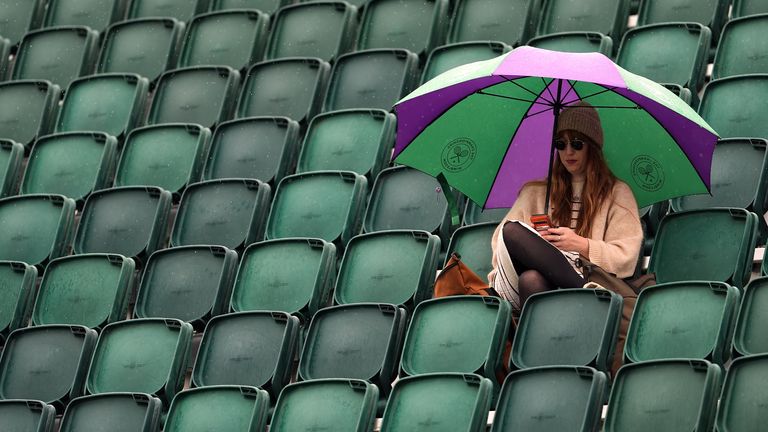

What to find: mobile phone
left=530, top=214, right=552, bottom=232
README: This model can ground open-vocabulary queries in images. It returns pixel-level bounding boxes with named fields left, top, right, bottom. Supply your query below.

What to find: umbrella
left=392, top=46, right=718, bottom=223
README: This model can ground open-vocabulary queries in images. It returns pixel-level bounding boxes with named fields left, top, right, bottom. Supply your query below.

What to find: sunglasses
left=554, top=137, right=585, bottom=151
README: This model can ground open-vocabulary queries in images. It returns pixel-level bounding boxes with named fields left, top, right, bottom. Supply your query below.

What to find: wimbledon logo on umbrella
left=441, top=137, right=477, bottom=172
left=631, top=155, right=665, bottom=192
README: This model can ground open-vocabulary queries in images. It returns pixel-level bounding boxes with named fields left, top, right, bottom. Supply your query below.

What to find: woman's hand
left=542, top=227, right=590, bottom=256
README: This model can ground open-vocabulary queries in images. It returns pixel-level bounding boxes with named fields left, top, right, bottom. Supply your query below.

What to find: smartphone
left=530, top=214, right=552, bottom=232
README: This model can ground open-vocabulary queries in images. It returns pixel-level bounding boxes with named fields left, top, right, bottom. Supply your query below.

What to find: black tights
left=502, top=221, right=585, bottom=309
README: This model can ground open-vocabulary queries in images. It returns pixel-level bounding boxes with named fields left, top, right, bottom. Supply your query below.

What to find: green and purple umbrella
left=393, top=46, right=718, bottom=216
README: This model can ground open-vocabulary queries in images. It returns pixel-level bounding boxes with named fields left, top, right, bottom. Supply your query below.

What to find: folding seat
left=210, top=0, right=291, bottom=14
left=271, top=379, right=379, bottom=432
left=266, top=171, right=367, bottom=248
left=0, top=261, right=37, bottom=343
left=0, top=400, right=56, bottom=432
left=172, top=179, right=271, bottom=250
left=732, top=277, right=768, bottom=357
left=0, top=80, right=60, bottom=151
left=134, top=245, right=238, bottom=327
left=0, top=194, right=76, bottom=267
left=43, top=0, right=125, bottom=31
left=616, top=23, right=710, bottom=91
left=204, top=117, right=300, bottom=185
left=164, top=386, right=269, bottom=432
left=266, top=2, right=357, bottom=62
left=60, top=393, right=163, bottom=432
left=32, top=254, right=135, bottom=329
left=85, top=318, right=193, bottom=406
left=0, top=0, right=45, bottom=46
left=381, top=373, right=492, bottom=432
left=237, top=57, right=331, bottom=123
left=12, top=26, right=99, bottom=89
left=0, top=325, right=98, bottom=409
left=445, top=222, right=497, bottom=282
left=716, top=353, right=768, bottom=432
left=356, top=0, right=449, bottom=56
left=712, top=14, right=768, bottom=80
left=0, top=37, right=10, bottom=80
left=422, top=41, right=511, bottom=83
left=492, top=366, right=607, bottom=432
left=297, top=109, right=395, bottom=179
left=448, top=0, right=541, bottom=47
left=127, top=0, right=210, bottom=22
left=463, top=201, right=508, bottom=226
left=536, top=0, right=630, bottom=43
left=0, top=139, right=24, bottom=198
left=191, top=311, right=300, bottom=399
left=178, top=10, right=269, bottom=71
left=527, top=31, right=613, bottom=56
left=604, top=359, right=722, bottom=432
left=230, top=239, right=336, bottom=318
left=732, top=0, right=768, bottom=18
left=323, top=49, right=419, bottom=112
left=115, top=124, right=211, bottom=197
left=637, top=0, right=729, bottom=41
left=74, top=186, right=172, bottom=262
left=699, top=75, right=768, bottom=140
left=98, top=18, right=185, bottom=82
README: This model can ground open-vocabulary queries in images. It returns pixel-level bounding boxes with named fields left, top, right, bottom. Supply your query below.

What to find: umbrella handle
left=437, top=173, right=460, bottom=228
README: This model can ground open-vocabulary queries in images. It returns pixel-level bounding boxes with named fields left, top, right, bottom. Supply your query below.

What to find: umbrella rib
left=523, top=105, right=555, bottom=119
left=502, top=76, right=554, bottom=105
left=561, top=80, right=577, bottom=103
left=541, top=77, right=557, bottom=103
left=476, top=90, right=551, bottom=106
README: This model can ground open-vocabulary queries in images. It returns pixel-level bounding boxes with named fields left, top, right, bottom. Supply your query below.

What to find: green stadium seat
left=381, top=373, right=492, bottom=432
left=297, top=109, right=395, bottom=178
left=732, top=277, right=768, bottom=357
left=712, top=14, right=768, bottom=80
left=270, top=379, right=379, bottom=432
left=115, top=124, right=211, bottom=197
left=266, top=170, right=367, bottom=247
left=172, top=179, right=271, bottom=249
left=625, top=281, right=740, bottom=365
left=324, top=49, right=419, bottom=112
left=0, top=194, right=75, bottom=267
left=230, top=238, right=336, bottom=318
left=211, top=0, right=290, bottom=14
left=74, top=186, right=172, bottom=262
left=178, top=10, right=268, bottom=71
left=32, top=254, right=135, bottom=329
left=12, top=26, right=99, bottom=89
left=0, top=37, right=10, bottom=80
left=335, top=230, right=440, bottom=308
left=661, top=83, right=695, bottom=107
left=164, top=386, right=269, bottom=432
left=422, top=41, right=511, bottom=83
left=637, top=0, right=729, bottom=41
left=0, top=261, right=37, bottom=343
left=237, top=57, right=331, bottom=123
left=128, top=0, right=210, bottom=21
left=400, top=296, right=510, bottom=382
left=448, top=0, right=541, bottom=47
left=0, top=0, right=45, bottom=46
left=616, top=23, right=711, bottom=91
left=604, top=359, right=722, bottom=432
left=21, top=132, right=117, bottom=203
left=527, top=31, right=614, bottom=55
left=357, top=0, right=449, bottom=56
left=192, top=311, right=300, bottom=399
left=536, top=0, right=630, bottom=43
left=56, top=73, right=149, bottom=138
left=98, top=17, right=185, bottom=82
left=511, top=289, right=622, bottom=372
left=648, top=208, right=757, bottom=288
left=445, top=222, right=497, bottom=282
left=463, top=201, right=508, bottom=226
left=43, top=0, right=125, bottom=31
left=134, top=245, right=238, bottom=327
left=492, top=366, right=607, bottom=432
left=204, top=117, right=300, bottom=185
left=716, top=353, right=768, bottom=431
left=0, top=325, right=97, bottom=409
left=0, top=400, right=56, bottom=432
left=85, top=318, right=193, bottom=406
left=0, top=139, right=24, bottom=198
left=300, top=0, right=368, bottom=6
left=0, top=80, right=60, bottom=151
left=60, top=393, right=162, bottom=432
left=266, top=2, right=357, bottom=62
left=698, top=74, right=768, bottom=140
left=732, top=0, right=768, bottom=18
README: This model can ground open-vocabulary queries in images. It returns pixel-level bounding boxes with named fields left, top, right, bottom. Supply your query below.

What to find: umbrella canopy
left=393, top=46, right=718, bottom=211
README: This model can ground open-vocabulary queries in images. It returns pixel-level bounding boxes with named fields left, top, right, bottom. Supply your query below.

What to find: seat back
left=211, top=0, right=287, bottom=14
left=0, top=400, right=56, bottom=432
left=716, top=353, right=768, bottom=431
left=0, top=262, right=37, bottom=343
left=0, top=0, right=45, bottom=46
left=699, top=74, right=768, bottom=140
left=713, top=14, right=768, bottom=80
left=449, top=0, right=540, bottom=47
left=537, top=0, right=630, bottom=42
left=445, top=222, right=497, bottom=282
left=179, top=10, right=268, bottom=71
left=357, top=0, right=449, bottom=56
left=0, top=80, right=60, bottom=150
left=128, top=0, right=208, bottom=21
left=43, top=0, right=124, bottom=31
left=527, top=31, right=614, bottom=55
left=637, top=0, right=729, bottom=39
left=164, top=386, right=269, bottom=432
left=731, top=0, right=768, bottom=18
left=422, top=41, right=511, bottom=83
left=13, top=26, right=99, bottom=89
left=463, top=201, right=508, bottom=226
left=0, top=140, right=26, bottom=198
left=732, top=277, right=768, bottom=357
left=60, top=393, right=163, bottom=432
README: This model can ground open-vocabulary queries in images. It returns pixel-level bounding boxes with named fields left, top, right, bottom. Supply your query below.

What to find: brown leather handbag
left=434, top=252, right=498, bottom=298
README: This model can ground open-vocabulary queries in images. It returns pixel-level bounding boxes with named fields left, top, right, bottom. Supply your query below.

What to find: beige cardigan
left=489, top=180, right=643, bottom=282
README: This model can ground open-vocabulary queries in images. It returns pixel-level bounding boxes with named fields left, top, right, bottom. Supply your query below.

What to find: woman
left=488, top=101, right=643, bottom=312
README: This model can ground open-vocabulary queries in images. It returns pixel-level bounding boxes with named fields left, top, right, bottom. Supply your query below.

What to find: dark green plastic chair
left=237, top=57, right=331, bottom=123
left=0, top=80, right=60, bottom=151
left=98, top=17, right=185, bottom=82
left=204, top=117, right=300, bottom=185
left=56, top=73, right=149, bottom=138
left=32, top=254, right=135, bottom=329
left=536, top=0, right=629, bottom=43
left=699, top=74, right=768, bottom=140
left=0, top=0, right=45, bottom=46
left=192, top=311, right=300, bottom=399
left=12, top=26, right=99, bottom=89
left=732, top=0, right=768, bottom=18
left=616, top=22, right=711, bottom=91
left=271, top=379, right=379, bottom=432
left=381, top=373, right=492, bottom=432
left=172, top=179, right=271, bottom=249
left=604, top=359, right=722, bottom=432
left=637, top=0, right=729, bottom=41
left=297, top=109, right=395, bottom=179
left=732, top=277, right=768, bottom=357
left=0, top=139, right=24, bottom=198
left=74, top=186, right=172, bottom=262
left=422, top=41, right=511, bottom=83
left=22, top=132, right=117, bottom=203
left=527, top=31, right=613, bottom=55
left=178, top=9, right=268, bottom=71
left=0, top=37, right=10, bottom=80
left=445, top=222, right=497, bottom=282
left=210, top=0, right=290, bottom=14
left=0, top=325, right=97, bottom=410
left=716, top=353, right=768, bottom=432
left=713, top=14, right=768, bottom=80
left=0, top=194, right=75, bottom=267
left=134, top=245, right=238, bottom=327
left=59, top=393, right=163, bottom=432
left=266, top=170, right=368, bottom=248
left=324, top=49, right=419, bottom=112
left=128, top=0, right=209, bottom=21
left=230, top=238, right=336, bottom=318
left=448, top=0, right=541, bottom=47
left=357, top=0, right=449, bottom=56
left=492, top=366, right=607, bottom=432
left=266, top=2, right=357, bottom=62
left=165, top=386, right=270, bottom=432
left=115, top=124, right=211, bottom=197
left=85, top=318, right=193, bottom=406
left=0, top=261, right=37, bottom=343
left=43, top=0, right=124, bottom=31
left=0, top=400, right=56, bottom=432
left=148, top=66, right=240, bottom=129
left=463, top=201, right=508, bottom=226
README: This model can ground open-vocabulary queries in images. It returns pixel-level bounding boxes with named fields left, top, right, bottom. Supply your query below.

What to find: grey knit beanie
left=556, top=101, right=604, bottom=149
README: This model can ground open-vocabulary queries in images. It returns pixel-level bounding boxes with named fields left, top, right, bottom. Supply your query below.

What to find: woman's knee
left=518, top=269, right=553, bottom=304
